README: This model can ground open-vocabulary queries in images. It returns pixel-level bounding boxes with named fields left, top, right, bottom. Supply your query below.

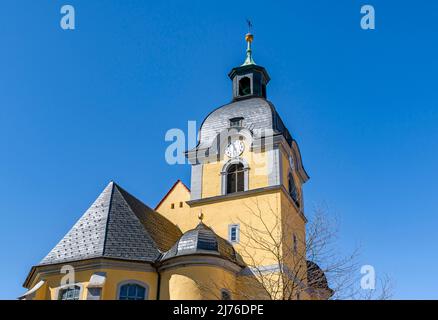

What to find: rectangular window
left=229, top=117, right=243, bottom=128
left=293, top=234, right=298, bottom=254
left=228, top=224, right=240, bottom=243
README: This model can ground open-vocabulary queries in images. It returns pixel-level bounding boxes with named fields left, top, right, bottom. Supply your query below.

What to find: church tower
left=179, top=31, right=313, bottom=298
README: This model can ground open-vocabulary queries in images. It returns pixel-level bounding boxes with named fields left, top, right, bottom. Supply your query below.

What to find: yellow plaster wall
left=27, top=265, right=158, bottom=300
left=201, top=139, right=270, bottom=199
left=160, top=265, right=236, bottom=300
left=156, top=181, right=194, bottom=232
left=280, top=146, right=302, bottom=200
left=189, top=190, right=282, bottom=267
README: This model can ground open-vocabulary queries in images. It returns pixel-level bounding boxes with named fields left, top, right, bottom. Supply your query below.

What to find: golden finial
left=245, top=33, right=254, bottom=43
left=242, top=20, right=256, bottom=66
left=198, top=211, right=204, bottom=222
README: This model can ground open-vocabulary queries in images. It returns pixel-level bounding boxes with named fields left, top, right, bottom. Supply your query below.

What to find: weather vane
left=243, top=19, right=255, bottom=66
left=246, top=19, right=253, bottom=34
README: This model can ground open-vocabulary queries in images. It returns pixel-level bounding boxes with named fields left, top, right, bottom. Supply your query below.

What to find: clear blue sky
left=1, top=0, right=437, bottom=299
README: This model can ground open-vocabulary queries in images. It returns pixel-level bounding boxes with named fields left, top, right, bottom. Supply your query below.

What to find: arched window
left=221, top=289, right=232, bottom=300
left=288, top=173, right=300, bottom=208
left=118, top=283, right=147, bottom=300
left=227, top=163, right=245, bottom=194
left=238, top=77, right=251, bottom=96
left=58, top=285, right=81, bottom=300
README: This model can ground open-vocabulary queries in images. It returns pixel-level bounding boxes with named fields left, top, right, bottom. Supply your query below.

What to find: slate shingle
left=39, top=182, right=182, bottom=266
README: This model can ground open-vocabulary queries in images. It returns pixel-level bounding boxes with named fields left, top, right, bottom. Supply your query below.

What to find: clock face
left=225, top=140, right=245, bottom=158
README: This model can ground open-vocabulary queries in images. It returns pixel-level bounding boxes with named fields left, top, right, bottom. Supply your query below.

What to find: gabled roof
left=39, top=182, right=182, bottom=266
left=154, top=180, right=190, bottom=211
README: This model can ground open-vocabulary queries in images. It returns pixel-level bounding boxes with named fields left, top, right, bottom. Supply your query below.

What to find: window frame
left=221, top=158, right=249, bottom=196
left=56, top=284, right=83, bottom=301
left=229, top=117, right=244, bottom=128
left=228, top=224, right=240, bottom=244
left=226, top=163, right=245, bottom=194
left=238, top=76, right=252, bottom=96
left=293, top=233, right=298, bottom=255
left=116, top=280, right=149, bottom=301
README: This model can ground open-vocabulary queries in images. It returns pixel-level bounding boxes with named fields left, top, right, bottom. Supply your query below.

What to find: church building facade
left=20, top=32, right=332, bottom=300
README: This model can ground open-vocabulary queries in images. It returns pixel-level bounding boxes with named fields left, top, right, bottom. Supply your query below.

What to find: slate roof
left=39, top=182, right=182, bottom=266
left=194, top=97, right=293, bottom=151
left=161, top=222, right=245, bottom=267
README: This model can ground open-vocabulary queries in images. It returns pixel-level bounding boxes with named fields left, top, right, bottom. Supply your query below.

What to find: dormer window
left=230, top=117, right=244, bottom=128
left=238, top=77, right=251, bottom=96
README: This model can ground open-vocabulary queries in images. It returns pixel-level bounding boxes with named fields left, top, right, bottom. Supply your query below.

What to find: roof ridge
left=101, top=181, right=116, bottom=257
left=39, top=181, right=115, bottom=266
left=116, top=184, right=182, bottom=253
left=37, top=181, right=183, bottom=267
left=102, top=184, right=160, bottom=261
left=112, top=184, right=160, bottom=252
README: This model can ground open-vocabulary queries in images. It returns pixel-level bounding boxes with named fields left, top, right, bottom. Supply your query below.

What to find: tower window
left=226, top=163, right=245, bottom=194
left=238, top=77, right=251, bottom=96
left=293, top=233, right=298, bottom=255
left=228, top=224, right=240, bottom=243
left=171, top=203, right=175, bottom=209
left=179, top=202, right=183, bottom=208
left=229, top=117, right=244, bottom=128
left=288, top=173, right=300, bottom=208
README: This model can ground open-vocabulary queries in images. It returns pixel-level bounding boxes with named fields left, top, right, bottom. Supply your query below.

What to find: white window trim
left=221, top=158, right=249, bottom=196
left=228, top=224, right=240, bottom=244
